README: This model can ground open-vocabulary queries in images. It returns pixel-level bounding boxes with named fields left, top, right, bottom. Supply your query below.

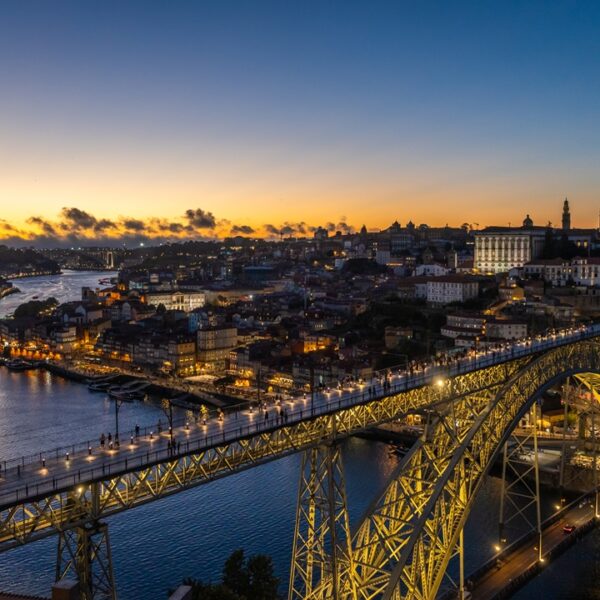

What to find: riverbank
left=2, top=270, right=61, bottom=280
left=43, top=362, right=234, bottom=410
left=0, top=286, right=19, bottom=300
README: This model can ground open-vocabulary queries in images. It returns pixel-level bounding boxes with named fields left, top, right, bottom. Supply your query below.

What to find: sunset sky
left=1, top=1, right=600, bottom=244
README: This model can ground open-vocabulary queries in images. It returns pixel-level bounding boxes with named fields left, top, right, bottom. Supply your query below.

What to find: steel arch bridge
left=1, top=330, right=600, bottom=599
left=289, top=338, right=600, bottom=600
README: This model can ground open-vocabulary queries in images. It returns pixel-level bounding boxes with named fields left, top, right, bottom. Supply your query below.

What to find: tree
left=175, top=549, right=282, bottom=600
left=176, top=578, right=241, bottom=600
left=246, top=554, right=280, bottom=600
left=222, top=549, right=249, bottom=596
left=14, top=297, right=59, bottom=319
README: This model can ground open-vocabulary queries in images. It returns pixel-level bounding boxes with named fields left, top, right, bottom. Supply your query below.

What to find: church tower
left=562, top=198, right=571, bottom=230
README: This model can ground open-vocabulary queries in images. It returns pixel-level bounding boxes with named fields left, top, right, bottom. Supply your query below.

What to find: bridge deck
left=0, top=327, right=596, bottom=512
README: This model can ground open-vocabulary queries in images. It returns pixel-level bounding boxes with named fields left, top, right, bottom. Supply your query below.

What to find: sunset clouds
left=0, top=208, right=355, bottom=247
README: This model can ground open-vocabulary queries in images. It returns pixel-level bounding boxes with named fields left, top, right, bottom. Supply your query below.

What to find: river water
left=0, top=270, right=118, bottom=317
left=0, top=273, right=596, bottom=598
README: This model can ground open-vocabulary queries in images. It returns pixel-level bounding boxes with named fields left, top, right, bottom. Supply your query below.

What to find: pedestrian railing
left=0, top=324, right=598, bottom=506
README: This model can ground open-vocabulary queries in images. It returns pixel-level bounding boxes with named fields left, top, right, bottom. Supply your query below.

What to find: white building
left=474, top=222, right=545, bottom=274
left=522, top=258, right=569, bottom=286
left=522, top=256, right=600, bottom=287
left=144, top=290, right=206, bottom=312
left=426, top=277, right=479, bottom=305
left=486, top=319, right=528, bottom=340
left=571, top=257, right=600, bottom=286
left=414, top=263, right=450, bottom=277
left=475, top=202, right=594, bottom=274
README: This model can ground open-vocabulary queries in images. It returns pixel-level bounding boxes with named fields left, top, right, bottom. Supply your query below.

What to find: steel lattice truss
left=0, top=357, right=528, bottom=552
left=289, top=443, right=355, bottom=600
left=56, top=520, right=116, bottom=600
left=342, top=340, right=600, bottom=600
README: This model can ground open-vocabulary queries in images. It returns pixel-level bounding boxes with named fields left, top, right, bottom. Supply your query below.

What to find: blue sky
left=1, top=1, right=599, bottom=241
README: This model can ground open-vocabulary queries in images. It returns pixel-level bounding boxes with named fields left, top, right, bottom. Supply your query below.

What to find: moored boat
left=5, top=359, right=36, bottom=371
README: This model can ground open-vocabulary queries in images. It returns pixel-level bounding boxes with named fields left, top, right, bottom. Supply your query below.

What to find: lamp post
left=257, top=365, right=262, bottom=409
left=161, top=398, right=174, bottom=446
left=114, top=398, right=123, bottom=447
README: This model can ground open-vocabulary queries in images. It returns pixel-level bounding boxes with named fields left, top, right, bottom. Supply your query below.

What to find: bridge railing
left=0, top=324, right=598, bottom=506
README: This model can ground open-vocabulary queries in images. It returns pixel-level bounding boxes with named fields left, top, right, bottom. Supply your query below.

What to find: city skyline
left=2, top=1, right=600, bottom=241
left=0, top=198, right=590, bottom=247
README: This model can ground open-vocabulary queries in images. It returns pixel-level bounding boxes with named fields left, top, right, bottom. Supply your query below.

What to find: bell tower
left=562, top=198, right=571, bottom=230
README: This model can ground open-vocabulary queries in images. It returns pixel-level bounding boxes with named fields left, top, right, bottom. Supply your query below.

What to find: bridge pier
left=498, top=402, right=543, bottom=559
left=288, top=442, right=355, bottom=600
left=56, top=483, right=116, bottom=600
left=56, top=520, right=116, bottom=600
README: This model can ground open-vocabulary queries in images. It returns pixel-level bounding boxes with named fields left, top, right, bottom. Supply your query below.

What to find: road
left=471, top=498, right=597, bottom=600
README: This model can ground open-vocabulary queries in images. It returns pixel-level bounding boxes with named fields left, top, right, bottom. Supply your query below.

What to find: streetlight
left=114, top=397, right=123, bottom=447
left=161, top=398, right=174, bottom=446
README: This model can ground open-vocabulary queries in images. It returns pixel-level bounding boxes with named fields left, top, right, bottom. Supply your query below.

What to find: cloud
left=325, top=220, right=354, bottom=234
left=94, top=218, right=117, bottom=233
left=27, top=216, right=57, bottom=236
left=122, top=219, right=145, bottom=232
left=264, top=224, right=280, bottom=236
left=61, top=207, right=98, bottom=230
left=1, top=206, right=359, bottom=247
left=184, top=208, right=216, bottom=229
left=230, top=225, right=255, bottom=235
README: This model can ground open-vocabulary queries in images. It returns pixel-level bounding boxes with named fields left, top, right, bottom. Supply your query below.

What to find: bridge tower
left=288, top=442, right=356, bottom=600
left=55, top=484, right=116, bottom=600
left=498, top=401, right=543, bottom=559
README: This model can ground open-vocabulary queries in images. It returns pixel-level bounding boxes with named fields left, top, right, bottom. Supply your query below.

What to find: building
left=165, top=336, right=197, bottom=376
left=562, top=198, right=571, bottom=231
left=486, top=319, right=528, bottom=340
left=197, top=326, right=238, bottom=371
left=522, top=256, right=600, bottom=287
left=414, top=263, right=450, bottom=277
left=475, top=221, right=544, bottom=274
left=441, top=313, right=528, bottom=348
left=474, top=200, right=593, bottom=274
left=571, top=257, right=600, bottom=287
left=522, top=258, right=570, bottom=286
left=144, top=290, right=205, bottom=312
left=426, top=276, right=479, bottom=305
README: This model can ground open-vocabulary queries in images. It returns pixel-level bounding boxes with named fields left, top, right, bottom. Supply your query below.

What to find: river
left=0, top=272, right=596, bottom=598
left=0, top=270, right=118, bottom=317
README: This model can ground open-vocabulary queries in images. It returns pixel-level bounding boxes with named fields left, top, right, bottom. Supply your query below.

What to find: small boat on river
left=5, top=359, right=36, bottom=371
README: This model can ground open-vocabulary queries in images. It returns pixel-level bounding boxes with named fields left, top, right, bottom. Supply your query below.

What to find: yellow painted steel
left=342, top=340, right=600, bottom=600
left=0, top=357, right=527, bottom=552
left=1, top=338, right=599, bottom=600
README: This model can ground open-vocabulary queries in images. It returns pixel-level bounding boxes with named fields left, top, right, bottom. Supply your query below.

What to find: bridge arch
left=346, top=340, right=600, bottom=600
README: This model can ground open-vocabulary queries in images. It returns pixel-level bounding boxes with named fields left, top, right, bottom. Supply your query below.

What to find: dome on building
left=522, top=214, right=533, bottom=228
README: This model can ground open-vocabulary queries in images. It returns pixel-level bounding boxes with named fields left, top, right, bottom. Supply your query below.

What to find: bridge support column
left=56, top=485, right=116, bottom=600
left=498, top=402, right=543, bottom=560
left=56, top=520, right=116, bottom=600
left=288, top=443, right=355, bottom=600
